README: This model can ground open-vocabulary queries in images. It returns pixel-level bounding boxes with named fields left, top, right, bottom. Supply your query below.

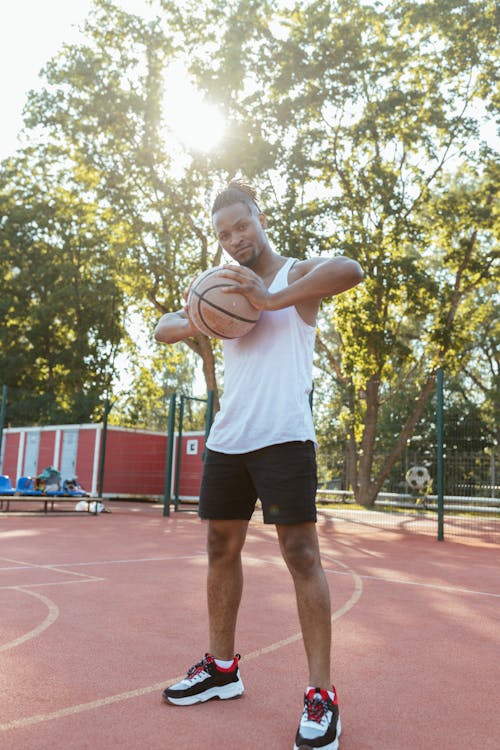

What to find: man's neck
left=252, top=249, right=286, bottom=283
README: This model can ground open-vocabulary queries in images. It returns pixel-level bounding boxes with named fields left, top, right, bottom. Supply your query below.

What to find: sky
left=1, top=0, right=496, bottom=399
left=0, top=0, right=219, bottom=398
left=0, top=0, right=227, bottom=160
left=2, top=1, right=498, bottom=160
left=0, top=1, right=155, bottom=160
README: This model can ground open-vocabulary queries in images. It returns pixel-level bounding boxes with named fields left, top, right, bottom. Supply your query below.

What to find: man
left=154, top=180, right=363, bottom=750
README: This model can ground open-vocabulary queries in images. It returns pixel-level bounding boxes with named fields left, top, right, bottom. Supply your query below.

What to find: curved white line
left=0, top=559, right=362, bottom=732
left=0, top=588, right=59, bottom=653
left=244, top=558, right=363, bottom=661
left=0, top=680, right=173, bottom=732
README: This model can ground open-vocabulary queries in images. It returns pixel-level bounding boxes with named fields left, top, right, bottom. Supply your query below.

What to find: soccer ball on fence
left=405, top=466, right=432, bottom=494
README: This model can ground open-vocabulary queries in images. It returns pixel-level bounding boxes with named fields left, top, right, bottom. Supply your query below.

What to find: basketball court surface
left=1, top=502, right=498, bottom=749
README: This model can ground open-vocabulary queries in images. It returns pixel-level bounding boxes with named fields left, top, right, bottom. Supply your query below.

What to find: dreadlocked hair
left=211, top=179, right=261, bottom=215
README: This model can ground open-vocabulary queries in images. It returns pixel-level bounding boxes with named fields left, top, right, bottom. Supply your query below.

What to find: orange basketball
left=187, top=266, right=261, bottom=339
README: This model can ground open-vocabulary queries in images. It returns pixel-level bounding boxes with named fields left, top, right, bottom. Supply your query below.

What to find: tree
left=23, top=0, right=224, bottom=406
left=191, top=0, right=498, bottom=504
left=0, top=147, right=124, bottom=424
left=4, top=0, right=497, bottom=507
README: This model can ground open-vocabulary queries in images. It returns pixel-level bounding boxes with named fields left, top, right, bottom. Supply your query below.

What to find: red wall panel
left=177, top=435, right=205, bottom=498
left=103, top=429, right=168, bottom=495
left=2, top=426, right=206, bottom=499
left=75, top=428, right=97, bottom=491
left=37, top=431, right=56, bottom=473
left=1, top=433, right=20, bottom=484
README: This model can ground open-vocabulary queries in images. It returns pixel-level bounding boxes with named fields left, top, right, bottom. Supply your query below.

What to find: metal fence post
left=163, top=393, right=177, bottom=517
left=173, top=395, right=185, bottom=511
left=0, top=385, right=7, bottom=474
left=205, top=390, right=214, bottom=444
left=436, top=368, right=444, bottom=541
left=97, top=399, right=112, bottom=507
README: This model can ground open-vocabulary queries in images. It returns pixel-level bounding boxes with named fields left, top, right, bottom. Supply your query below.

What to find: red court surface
left=1, top=503, right=498, bottom=749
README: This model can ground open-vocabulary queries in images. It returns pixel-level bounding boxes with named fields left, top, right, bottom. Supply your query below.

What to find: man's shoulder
left=288, top=256, right=325, bottom=279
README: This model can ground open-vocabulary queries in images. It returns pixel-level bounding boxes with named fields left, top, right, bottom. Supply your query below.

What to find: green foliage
left=11, top=0, right=226, bottom=413
left=0, top=0, right=497, bottom=503
left=227, top=0, right=498, bottom=503
left=0, top=147, right=125, bottom=425
left=109, top=342, right=203, bottom=430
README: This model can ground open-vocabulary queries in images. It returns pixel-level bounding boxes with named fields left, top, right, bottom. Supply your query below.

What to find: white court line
left=326, top=569, right=500, bottom=598
left=2, top=551, right=495, bottom=598
left=0, top=679, right=176, bottom=732
left=0, top=555, right=107, bottom=578
left=0, top=555, right=106, bottom=652
left=244, top=558, right=363, bottom=661
left=0, top=588, right=59, bottom=653
left=0, top=578, right=105, bottom=591
left=243, top=551, right=498, bottom=601
left=0, top=558, right=363, bottom=733
left=0, top=555, right=107, bottom=590
left=0, top=553, right=206, bottom=572
left=0, top=573, right=106, bottom=649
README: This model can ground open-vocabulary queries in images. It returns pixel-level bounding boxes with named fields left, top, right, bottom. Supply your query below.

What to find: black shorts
left=199, top=441, right=317, bottom=525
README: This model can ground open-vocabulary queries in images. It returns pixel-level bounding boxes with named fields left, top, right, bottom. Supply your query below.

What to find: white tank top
left=206, top=257, right=316, bottom=454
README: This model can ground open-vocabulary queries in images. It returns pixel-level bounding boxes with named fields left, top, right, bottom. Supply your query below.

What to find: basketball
left=187, top=266, right=261, bottom=339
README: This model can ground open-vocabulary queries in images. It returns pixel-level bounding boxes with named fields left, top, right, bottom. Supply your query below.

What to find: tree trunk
left=187, top=333, right=220, bottom=413
left=356, top=375, right=380, bottom=506
left=357, top=372, right=438, bottom=506
left=345, top=384, right=358, bottom=493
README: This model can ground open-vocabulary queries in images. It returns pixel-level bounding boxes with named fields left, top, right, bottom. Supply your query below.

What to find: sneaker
left=293, top=686, right=341, bottom=750
left=162, top=653, right=244, bottom=706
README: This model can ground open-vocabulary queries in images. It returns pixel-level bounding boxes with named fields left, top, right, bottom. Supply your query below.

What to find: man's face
left=212, top=202, right=267, bottom=267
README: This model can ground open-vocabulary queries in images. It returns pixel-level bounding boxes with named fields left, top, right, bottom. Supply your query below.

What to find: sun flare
left=163, top=62, right=225, bottom=153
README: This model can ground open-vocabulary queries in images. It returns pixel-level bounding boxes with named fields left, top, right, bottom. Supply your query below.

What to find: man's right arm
left=154, top=309, right=199, bottom=344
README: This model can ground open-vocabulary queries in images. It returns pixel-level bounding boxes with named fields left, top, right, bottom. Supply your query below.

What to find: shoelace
left=304, top=693, right=329, bottom=723
left=186, top=654, right=213, bottom=679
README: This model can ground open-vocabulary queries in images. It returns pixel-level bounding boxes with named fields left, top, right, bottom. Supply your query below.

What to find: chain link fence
left=1, top=379, right=498, bottom=542
left=315, top=372, right=499, bottom=543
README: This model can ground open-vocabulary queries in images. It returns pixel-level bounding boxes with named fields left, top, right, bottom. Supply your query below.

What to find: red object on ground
left=0, top=505, right=498, bottom=749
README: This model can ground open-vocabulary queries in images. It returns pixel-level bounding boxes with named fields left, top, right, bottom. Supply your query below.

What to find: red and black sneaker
left=162, top=653, right=244, bottom=706
left=293, top=686, right=341, bottom=749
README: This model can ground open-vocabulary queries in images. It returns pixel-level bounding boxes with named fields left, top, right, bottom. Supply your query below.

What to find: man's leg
left=207, top=518, right=249, bottom=659
left=162, top=517, right=248, bottom=706
left=276, top=521, right=332, bottom=688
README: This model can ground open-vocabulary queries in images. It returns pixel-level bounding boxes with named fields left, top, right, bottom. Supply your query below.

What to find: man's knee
left=207, top=520, right=247, bottom=563
left=279, top=525, right=321, bottom=577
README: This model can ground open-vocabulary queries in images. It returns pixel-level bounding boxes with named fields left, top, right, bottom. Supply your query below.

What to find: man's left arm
left=219, top=256, right=363, bottom=313
left=272, top=256, right=364, bottom=310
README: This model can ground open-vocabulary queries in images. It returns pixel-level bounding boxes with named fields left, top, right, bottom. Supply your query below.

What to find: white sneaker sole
left=293, top=716, right=341, bottom=750
left=165, top=678, right=244, bottom=706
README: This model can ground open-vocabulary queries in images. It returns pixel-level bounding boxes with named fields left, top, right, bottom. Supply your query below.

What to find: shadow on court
left=0, top=502, right=498, bottom=749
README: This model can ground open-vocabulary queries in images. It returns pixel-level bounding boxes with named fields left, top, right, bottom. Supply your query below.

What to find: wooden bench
left=0, top=494, right=91, bottom=513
